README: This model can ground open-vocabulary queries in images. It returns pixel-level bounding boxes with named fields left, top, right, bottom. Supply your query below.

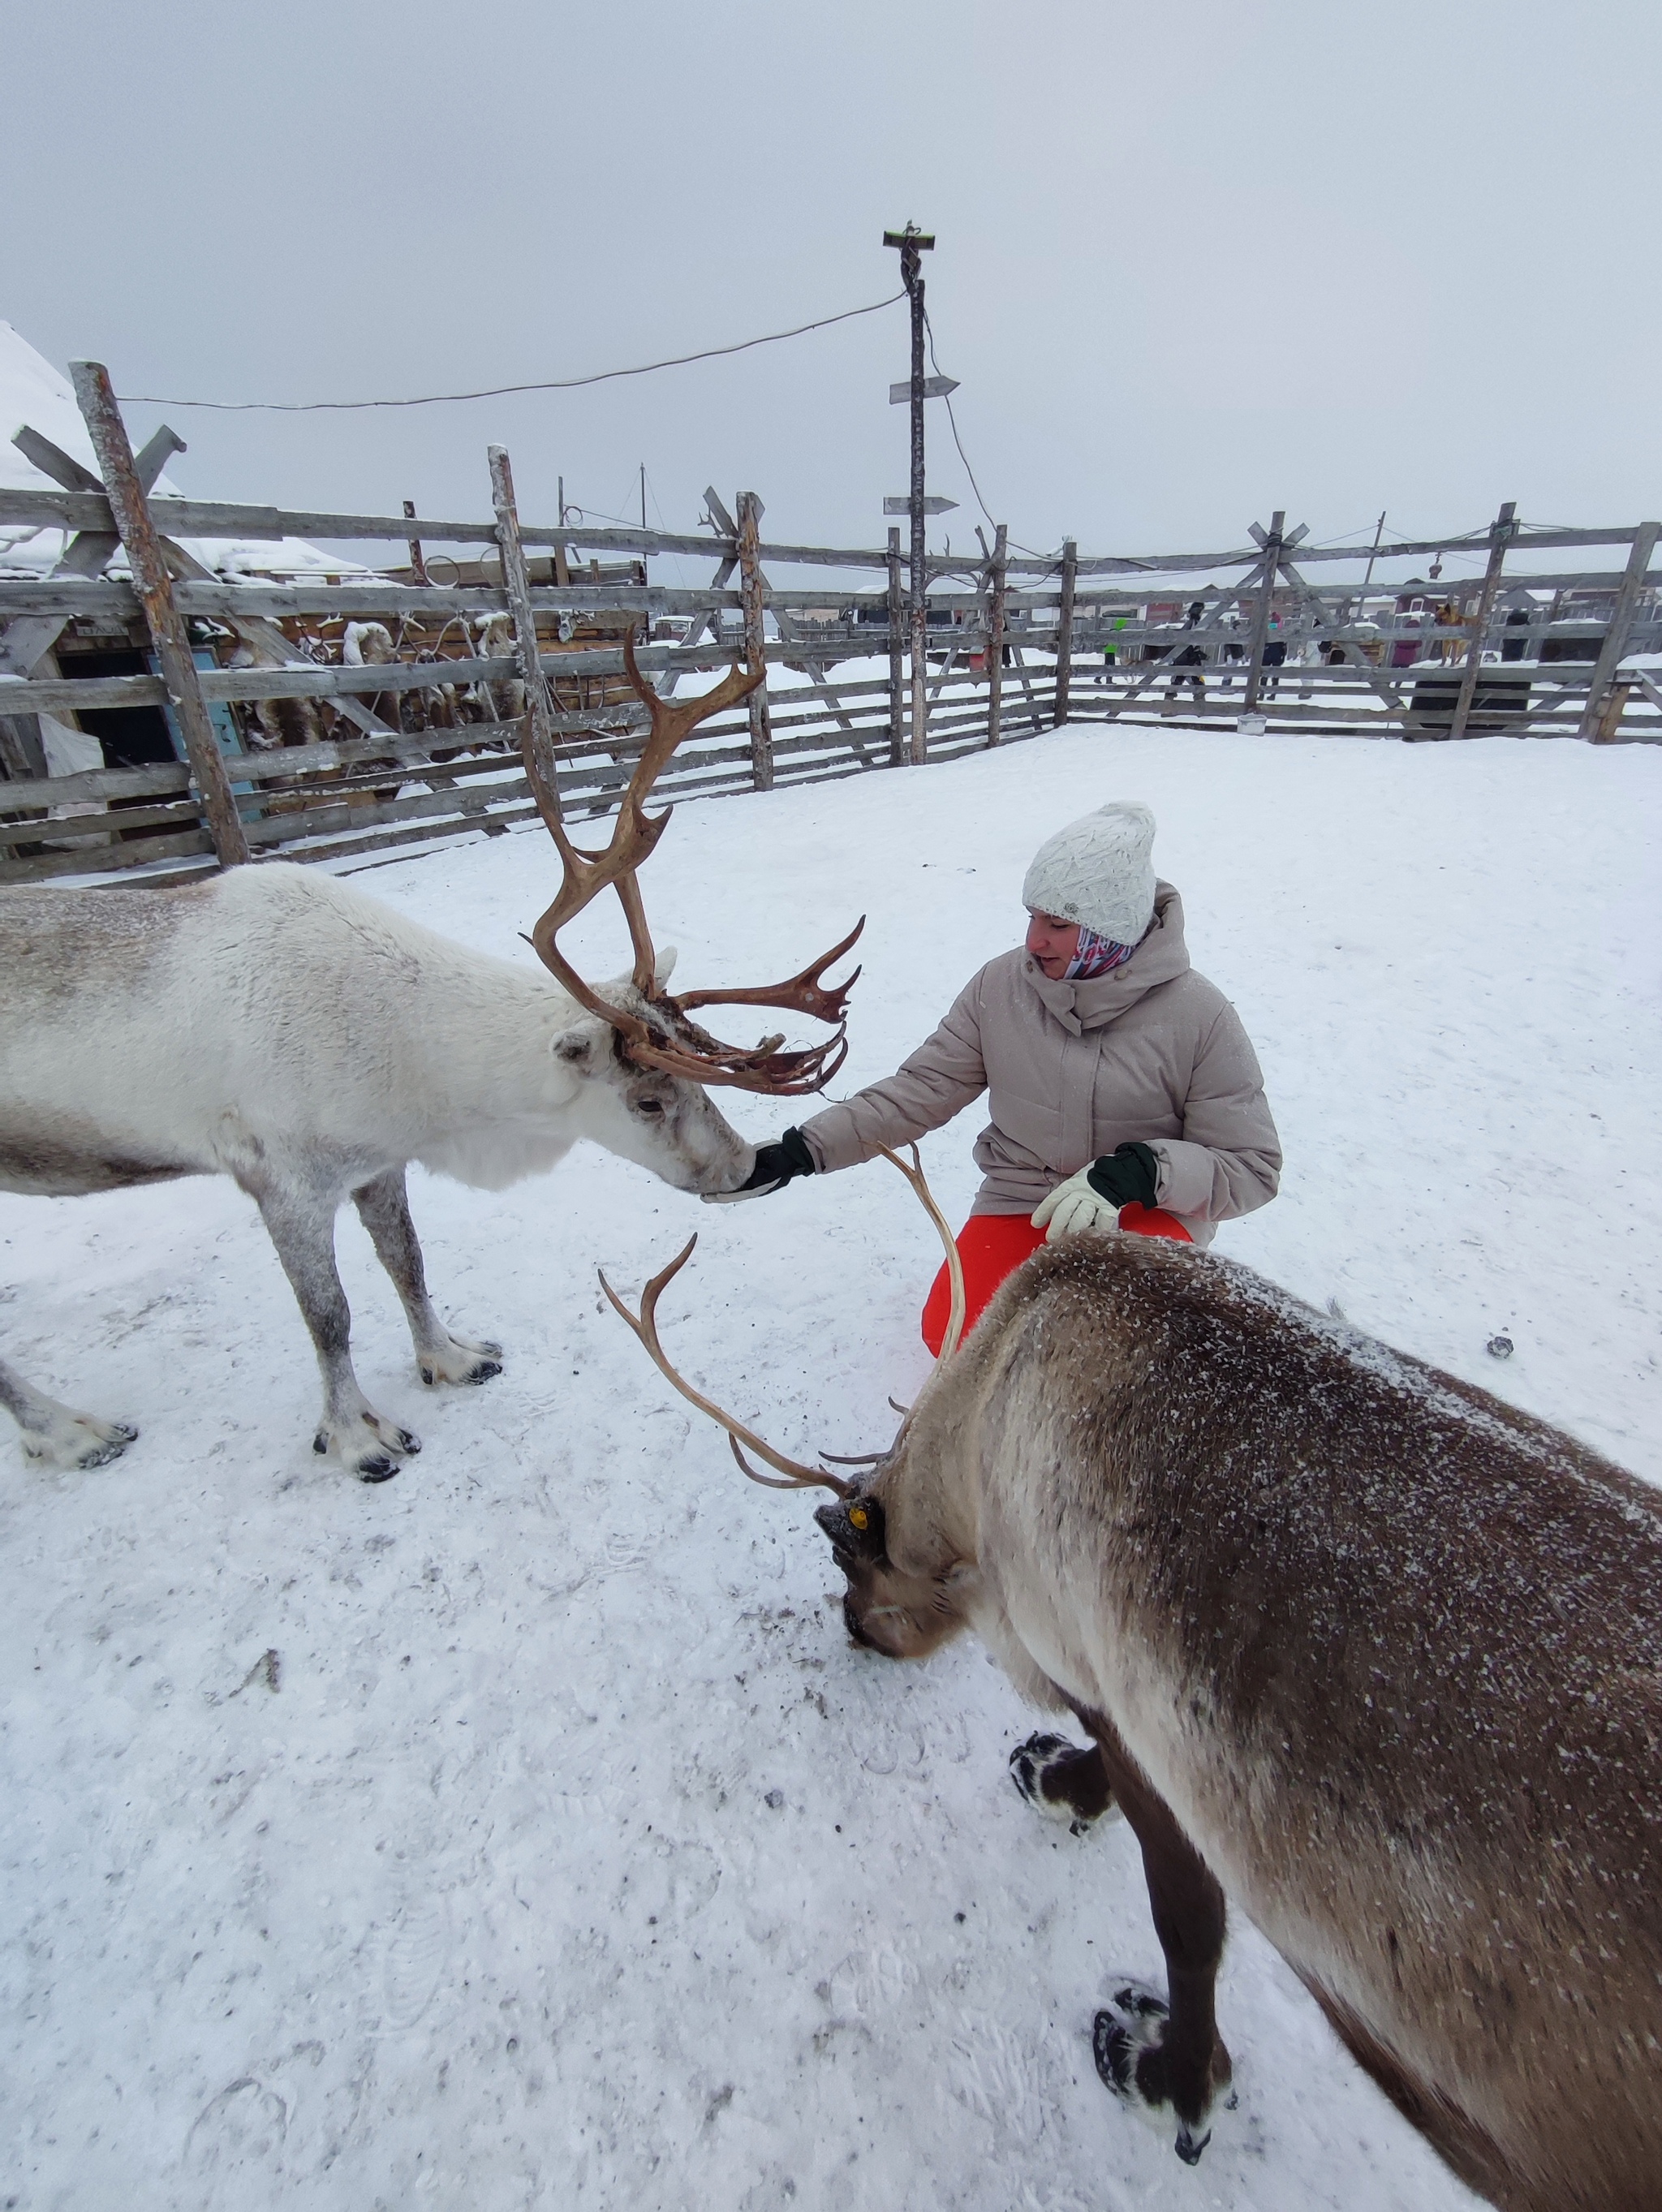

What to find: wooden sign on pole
left=489, top=444, right=562, bottom=820
left=737, top=491, right=774, bottom=790
left=69, top=360, right=249, bottom=867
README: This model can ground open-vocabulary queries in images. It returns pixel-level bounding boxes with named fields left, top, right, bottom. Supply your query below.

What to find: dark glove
left=704, top=1125, right=817, bottom=1203
left=1085, top=1142, right=1160, bottom=1211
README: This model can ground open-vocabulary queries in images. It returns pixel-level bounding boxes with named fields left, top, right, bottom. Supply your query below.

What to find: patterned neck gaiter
left=1064, top=924, right=1139, bottom=980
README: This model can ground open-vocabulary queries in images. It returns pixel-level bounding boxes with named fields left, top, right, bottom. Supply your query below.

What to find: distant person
left=1502, top=608, right=1531, bottom=662
left=1165, top=640, right=1208, bottom=708
left=721, top=803, right=1281, bottom=1353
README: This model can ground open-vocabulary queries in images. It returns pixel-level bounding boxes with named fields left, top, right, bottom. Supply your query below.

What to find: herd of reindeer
left=2, top=641, right=1658, bottom=2209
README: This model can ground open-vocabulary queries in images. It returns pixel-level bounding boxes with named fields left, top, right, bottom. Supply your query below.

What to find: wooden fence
left=2, top=385, right=1658, bottom=888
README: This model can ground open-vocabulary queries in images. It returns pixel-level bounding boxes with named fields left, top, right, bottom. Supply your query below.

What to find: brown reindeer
left=603, top=1165, right=1662, bottom=2212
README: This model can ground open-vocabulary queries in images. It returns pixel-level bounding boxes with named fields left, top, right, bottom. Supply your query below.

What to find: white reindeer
left=0, top=647, right=859, bottom=1480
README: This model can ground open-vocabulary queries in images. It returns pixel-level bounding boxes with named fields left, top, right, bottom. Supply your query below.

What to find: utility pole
left=885, top=222, right=935, bottom=764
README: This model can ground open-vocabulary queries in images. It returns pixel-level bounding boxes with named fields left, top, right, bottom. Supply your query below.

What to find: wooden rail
left=3, top=424, right=1658, bottom=889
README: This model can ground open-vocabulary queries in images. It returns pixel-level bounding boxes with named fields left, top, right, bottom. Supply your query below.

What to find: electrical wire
left=922, top=309, right=1002, bottom=538
left=118, top=293, right=906, bottom=412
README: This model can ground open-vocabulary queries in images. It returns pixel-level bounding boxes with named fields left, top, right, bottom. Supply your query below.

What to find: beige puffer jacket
left=799, top=883, right=1280, bottom=1245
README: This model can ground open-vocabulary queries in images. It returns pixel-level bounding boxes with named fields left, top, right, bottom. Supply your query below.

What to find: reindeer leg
left=242, top=1173, right=420, bottom=1482
left=1078, top=1705, right=1232, bottom=2167
left=351, top=1168, right=502, bottom=1387
left=0, top=1355, right=137, bottom=1471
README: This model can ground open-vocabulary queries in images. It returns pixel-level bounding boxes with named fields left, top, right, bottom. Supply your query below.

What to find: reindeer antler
left=876, top=1144, right=968, bottom=1362
left=598, top=1150, right=970, bottom=1510
left=597, top=1237, right=853, bottom=1496
left=522, top=632, right=862, bottom=1095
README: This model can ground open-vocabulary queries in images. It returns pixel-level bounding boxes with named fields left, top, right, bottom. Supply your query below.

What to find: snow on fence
left=2, top=384, right=1659, bottom=887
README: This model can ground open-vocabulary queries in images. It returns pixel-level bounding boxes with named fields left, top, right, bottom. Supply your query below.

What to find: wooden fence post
left=909, top=544, right=929, bottom=766
left=69, top=360, right=248, bottom=867
left=0, top=712, right=48, bottom=781
left=488, top=444, right=562, bottom=819
left=1447, top=501, right=1517, bottom=742
left=1579, top=520, right=1660, bottom=742
left=986, top=523, right=1008, bottom=747
left=1053, top=536, right=1077, bottom=725
left=736, top=491, right=773, bottom=790
left=403, top=498, right=430, bottom=586
left=887, top=527, right=906, bottom=766
left=1241, top=510, right=1285, bottom=717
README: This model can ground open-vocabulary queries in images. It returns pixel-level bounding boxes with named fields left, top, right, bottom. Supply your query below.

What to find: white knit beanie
left=1022, top=801, right=1157, bottom=945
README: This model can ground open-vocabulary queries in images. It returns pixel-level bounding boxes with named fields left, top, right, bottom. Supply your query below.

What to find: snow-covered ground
left=3, top=724, right=1658, bottom=2211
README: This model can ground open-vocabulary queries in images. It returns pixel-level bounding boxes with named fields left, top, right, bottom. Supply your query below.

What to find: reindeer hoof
left=1094, top=1982, right=1227, bottom=2167
left=316, top=1414, right=420, bottom=1481
left=22, top=1410, right=140, bottom=1471
left=1010, top=1732, right=1117, bottom=1832
left=418, top=1336, right=504, bottom=1388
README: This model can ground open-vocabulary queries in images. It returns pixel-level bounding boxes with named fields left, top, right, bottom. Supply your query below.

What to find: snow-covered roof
left=0, top=321, right=363, bottom=583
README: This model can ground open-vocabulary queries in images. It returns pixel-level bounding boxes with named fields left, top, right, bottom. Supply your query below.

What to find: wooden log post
left=1447, top=501, right=1517, bottom=742
left=1053, top=536, right=1077, bottom=725
left=886, top=526, right=906, bottom=766
left=909, top=552, right=929, bottom=766
left=986, top=523, right=1008, bottom=747
left=1578, top=520, right=1660, bottom=742
left=1241, top=510, right=1285, bottom=717
left=736, top=491, right=773, bottom=790
left=488, top=444, right=562, bottom=820
left=0, top=712, right=48, bottom=781
left=403, top=498, right=430, bottom=586
left=69, top=361, right=249, bottom=866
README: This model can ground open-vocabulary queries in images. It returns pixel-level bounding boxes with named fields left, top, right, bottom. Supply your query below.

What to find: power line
left=923, top=309, right=1001, bottom=536
left=118, top=293, right=906, bottom=413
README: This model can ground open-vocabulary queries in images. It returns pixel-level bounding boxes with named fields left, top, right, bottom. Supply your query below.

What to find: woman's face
left=1025, top=909, right=1081, bottom=980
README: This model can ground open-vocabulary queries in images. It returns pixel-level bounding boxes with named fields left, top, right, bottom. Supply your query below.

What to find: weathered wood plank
left=736, top=493, right=773, bottom=792
left=70, top=363, right=249, bottom=867
left=1446, top=502, right=1518, bottom=742
left=986, top=523, right=1009, bottom=748
left=489, top=444, right=565, bottom=820
left=887, top=527, right=906, bottom=767
left=1579, top=523, right=1661, bottom=742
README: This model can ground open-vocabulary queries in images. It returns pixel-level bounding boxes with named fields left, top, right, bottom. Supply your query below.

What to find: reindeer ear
left=815, top=1495, right=886, bottom=1563
left=553, top=1030, right=592, bottom=1067
left=654, top=945, right=678, bottom=988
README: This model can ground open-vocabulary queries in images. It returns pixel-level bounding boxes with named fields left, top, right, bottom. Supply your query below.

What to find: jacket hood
left=1020, top=880, right=1190, bottom=1034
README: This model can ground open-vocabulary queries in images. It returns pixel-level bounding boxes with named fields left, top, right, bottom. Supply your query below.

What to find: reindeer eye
left=636, top=1097, right=665, bottom=1117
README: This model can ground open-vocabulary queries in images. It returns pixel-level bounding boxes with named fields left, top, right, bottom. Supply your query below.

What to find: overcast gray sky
left=3, top=0, right=1656, bottom=570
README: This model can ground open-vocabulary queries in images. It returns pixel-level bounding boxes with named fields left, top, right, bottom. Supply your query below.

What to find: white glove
left=1031, top=1168, right=1122, bottom=1244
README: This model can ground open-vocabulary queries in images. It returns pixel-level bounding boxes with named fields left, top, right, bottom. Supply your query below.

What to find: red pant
left=920, top=1203, right=1192, bottom=1356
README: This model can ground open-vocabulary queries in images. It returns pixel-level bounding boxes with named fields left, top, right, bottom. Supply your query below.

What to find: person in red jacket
left=721, top=802, right=1281, bottom=1352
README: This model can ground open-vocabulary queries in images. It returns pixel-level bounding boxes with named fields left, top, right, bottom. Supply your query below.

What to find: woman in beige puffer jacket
left=723, top=801, right=1281, bottom=1346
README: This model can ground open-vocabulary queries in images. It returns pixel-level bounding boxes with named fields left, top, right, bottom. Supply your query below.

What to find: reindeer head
left=601, top=1147, right=976, bottom=1657
left=548, top=969, right=758, bottom=1197
left=811, top=1480, right=976, bottom=1660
